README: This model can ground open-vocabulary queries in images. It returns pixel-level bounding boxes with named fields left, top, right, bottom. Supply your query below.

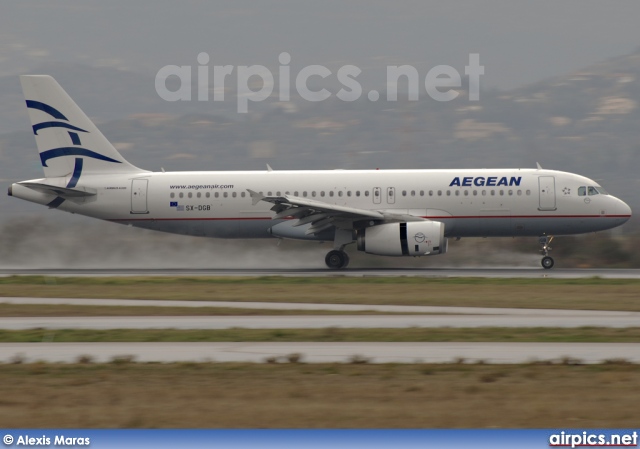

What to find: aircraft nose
left=616, top=197, right=632, bottom=222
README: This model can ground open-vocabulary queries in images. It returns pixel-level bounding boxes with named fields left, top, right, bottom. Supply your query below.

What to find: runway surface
left=2, top=342, right=639, bottom=364
left=2, top=312, right=639, bottom=329
left=1, top=267, right=640, bottom=278
left=3, top=297, right=640, bottom=328
left=4, top=296, right=638, bottom=316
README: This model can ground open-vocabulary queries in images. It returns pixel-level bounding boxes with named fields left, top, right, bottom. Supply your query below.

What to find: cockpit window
left=579, top=185, right=607, bottom=196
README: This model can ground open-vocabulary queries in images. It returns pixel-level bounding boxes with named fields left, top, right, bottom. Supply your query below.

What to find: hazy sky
left=3, top=1, right=640, bottom=90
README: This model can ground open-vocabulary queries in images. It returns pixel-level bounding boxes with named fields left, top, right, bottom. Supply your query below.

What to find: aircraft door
left=386, top=187, right=395, bottom=204
left=538, top=176, right=556, bottom=211
left=131, top=179, right=149, bottom=214
left=373, top=187, right=382, bottom=204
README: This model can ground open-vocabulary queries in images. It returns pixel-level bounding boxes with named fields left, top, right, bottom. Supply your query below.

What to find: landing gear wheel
left=541, top=256, right=554, bottom=269
left=325, top=250, right=349, bottom=270
left=538, top=235, right=555, bottom=269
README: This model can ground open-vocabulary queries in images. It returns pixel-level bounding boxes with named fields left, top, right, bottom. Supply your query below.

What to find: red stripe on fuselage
left=110, top=214, right=631, bottom=222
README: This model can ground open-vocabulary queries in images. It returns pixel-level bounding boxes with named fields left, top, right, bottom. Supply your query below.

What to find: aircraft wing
left=247, top=189, right=424, bottom=235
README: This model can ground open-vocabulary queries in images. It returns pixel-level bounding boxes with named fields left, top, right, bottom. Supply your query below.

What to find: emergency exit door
left=386, top=187, right=395, bottom=204
left=373, top=187, right=382, bottom=204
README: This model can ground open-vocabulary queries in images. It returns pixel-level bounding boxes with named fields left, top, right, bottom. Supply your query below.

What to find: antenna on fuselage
left=266, top=163, right=274, bottom=172
left=536, top=162, right=543, bottom=170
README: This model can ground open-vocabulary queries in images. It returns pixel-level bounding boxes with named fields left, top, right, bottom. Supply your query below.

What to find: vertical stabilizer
left=20, top=75, right=146, bottom=177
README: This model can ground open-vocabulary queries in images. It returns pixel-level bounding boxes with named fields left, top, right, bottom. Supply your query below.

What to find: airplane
left=8, top=75, right=632, bottom=270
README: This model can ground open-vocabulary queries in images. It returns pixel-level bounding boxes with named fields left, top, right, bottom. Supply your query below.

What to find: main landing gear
left=539, top=235, right=554, bottom=269
left=325, top=228, right=353, bottom=270
left=325, top=250, right=350, bottom=270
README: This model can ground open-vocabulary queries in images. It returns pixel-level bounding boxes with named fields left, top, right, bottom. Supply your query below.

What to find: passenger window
left=411, top=190, right=415, bottom=196
left=197, top=192, right=201, bottom=198
left=446, top=190, right=451, bottom=196
left=482, top=190, right=486, bottom=196
left=455, top=190, right=460, bottom=196
left=206, top=192, right=210, bottom=198
left=320, top=191, right=325, bottom=197
left=347, top=191, right=352, bottom=197
left=375, top=190, right=380, bottom=197
left=578, top=186, right=586, bottom=196
left=215, top=192, right=219, bottom=198
left=499, top=190, right=504, bottom=196
left=365, top=191, right=370, bottom=197
left=437, top=190, right=442, bottom=196
left=312, top=191, right=316, bottom=197
left=329, top=191, right=334, bottom=197
left=232, top=192, right=237, bottom=198
left=188, top=192, right=193, bottom=198
left=303, top=191, right=308, bottom=197
left=356, top=191, right=360, bottom=197
left=179, top=192, right=184, bottom=198
left=508, top=190, right=513, bottom=196
left=241, top=192, right=245, bottom=198
left=223, top=192, right=228, bottom=198
left=517, top=190, right=522, bottom=196
left=490, top=190, right=495, bottom=196
left=420, top=190, right=424, bottom=196
left=294, top=191, right=299, bottom=196
left=277, top=191, right=281, bottom=196
left=429, top=190, right=433, bottom=196
left=170, top=192, right=175, bottom=198
left=268, top=191, right=272, bottom=196
left=473, top=190, right=477, bottom=196
left=464, top=190, right=468, bottom=196
left=588, top=186, right=599, bottom=196
left=526, top=190, right=530, bottom=196
left=402, top=190, right=407, bottom=196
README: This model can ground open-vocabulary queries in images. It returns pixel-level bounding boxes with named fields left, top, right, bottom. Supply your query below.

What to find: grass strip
left=1, top=362, right=638, bottom=428
left=2, top=327, right=640, bottom=343
left=0, top=304, right=415, bottom=317
left=0, top=276, right=639, bottom=311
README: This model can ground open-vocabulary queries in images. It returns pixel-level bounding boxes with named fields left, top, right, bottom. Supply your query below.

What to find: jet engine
left=356, top=221, right=447, bottom=256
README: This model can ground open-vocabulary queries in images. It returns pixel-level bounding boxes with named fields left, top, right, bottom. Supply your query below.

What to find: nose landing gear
left=539, top=235, right=554, bottom=269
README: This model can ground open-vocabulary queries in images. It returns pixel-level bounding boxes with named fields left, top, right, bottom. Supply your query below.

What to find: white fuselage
left=11, top=168, right=632, bottom=240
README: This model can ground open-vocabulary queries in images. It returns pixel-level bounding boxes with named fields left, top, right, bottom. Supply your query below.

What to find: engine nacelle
left=356, top=221, right=447, bottom=256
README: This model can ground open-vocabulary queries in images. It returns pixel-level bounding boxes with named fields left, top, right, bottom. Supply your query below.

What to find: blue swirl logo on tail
left=26, top=100, right=121, bottom=167
left=40, top=147, right=121, bottom=167
left=33, top=121, right=88, bottom=135
left=26, top=100, right=68, bottom=120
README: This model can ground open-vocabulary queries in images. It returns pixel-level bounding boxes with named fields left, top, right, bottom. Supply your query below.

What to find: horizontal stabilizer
left=19, top=182, right=96, bottom=198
